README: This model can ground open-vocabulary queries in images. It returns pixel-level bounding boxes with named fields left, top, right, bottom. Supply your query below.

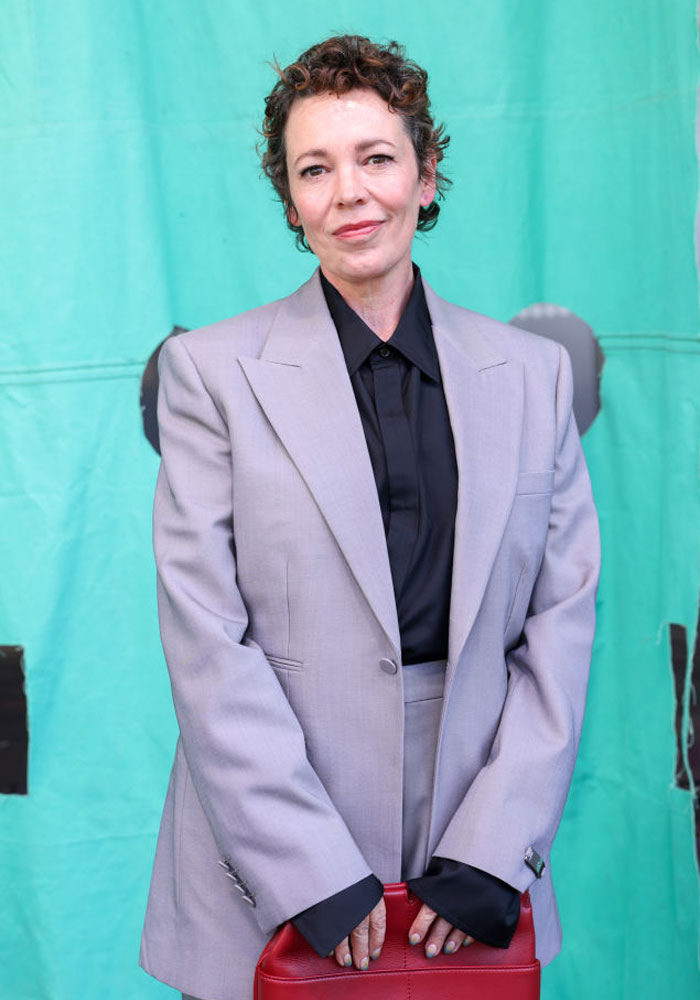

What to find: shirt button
left=379, top=657, right=399, bottom=675
left=378, top=346, right=391, bottom=357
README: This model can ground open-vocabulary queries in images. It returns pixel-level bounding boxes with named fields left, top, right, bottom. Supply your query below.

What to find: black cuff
left=291, top=874, right=384, bottom=957
left=406, top=856, right=520, bottom=949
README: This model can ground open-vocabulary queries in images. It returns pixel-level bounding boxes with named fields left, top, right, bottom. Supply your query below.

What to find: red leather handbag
left=255, top=882, right=541, bottom=998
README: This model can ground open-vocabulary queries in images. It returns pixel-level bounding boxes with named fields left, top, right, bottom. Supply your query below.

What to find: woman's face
left=284, top=88, right=436, bottom=291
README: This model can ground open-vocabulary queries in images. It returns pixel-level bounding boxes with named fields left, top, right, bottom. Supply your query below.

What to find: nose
left=333, top=163, right=366, bottom=208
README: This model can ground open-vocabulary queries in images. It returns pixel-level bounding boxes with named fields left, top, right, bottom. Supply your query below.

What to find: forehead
left=284, top=89, right=409, bottom=153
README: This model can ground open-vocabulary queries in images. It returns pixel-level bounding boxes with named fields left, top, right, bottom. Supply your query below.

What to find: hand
left=408, top=901, right=474, bottom=956
left=328, top=895, right=386, bottom=970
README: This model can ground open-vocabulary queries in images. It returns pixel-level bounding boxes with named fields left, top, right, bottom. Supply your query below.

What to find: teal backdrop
left=1, top=2, right=699, bottom=998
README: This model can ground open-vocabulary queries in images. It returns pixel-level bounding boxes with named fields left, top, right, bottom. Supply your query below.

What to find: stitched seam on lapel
left=285, top=559, right=291, bottom=660
left=504, top=561, right=527, bottom=639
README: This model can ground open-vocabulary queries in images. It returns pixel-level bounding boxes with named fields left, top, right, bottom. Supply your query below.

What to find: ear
left=420, top=153, right=438, bottom=207
left=286, top=201, right=300, bottom=227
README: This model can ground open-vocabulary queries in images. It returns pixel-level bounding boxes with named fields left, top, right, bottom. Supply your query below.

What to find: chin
left=334, top=253, right=402, bottom=284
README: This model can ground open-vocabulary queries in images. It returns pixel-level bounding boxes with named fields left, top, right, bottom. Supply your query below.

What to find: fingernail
left=371, top=948, right=381, bottom=960
left=344, top=954, right=352, bottom=966
left=361, top=956, right=369, bottom=970
left=409, top=933, right=420, bottom=946
left=426, top=943, right=437, bottom=957
left=444, top=941, right=455, bottom=953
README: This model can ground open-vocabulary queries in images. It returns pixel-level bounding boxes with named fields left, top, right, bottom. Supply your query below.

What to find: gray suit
left=140, top=269, right=600, bottom=1000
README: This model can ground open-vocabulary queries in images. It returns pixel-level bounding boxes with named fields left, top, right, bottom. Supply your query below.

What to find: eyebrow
left=293, top=139, right=396, bottom=168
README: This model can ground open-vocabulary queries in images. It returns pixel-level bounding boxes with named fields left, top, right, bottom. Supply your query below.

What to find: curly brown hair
left=260, top=35, right=451, bottom=250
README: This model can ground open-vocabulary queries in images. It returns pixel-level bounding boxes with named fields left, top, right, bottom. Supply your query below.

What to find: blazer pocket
left=515, top=469, right=554, bottom=495
left=265, top=653, right=304, bottom=672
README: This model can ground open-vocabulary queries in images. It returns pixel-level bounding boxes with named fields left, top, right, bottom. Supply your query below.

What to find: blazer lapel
left=238, top=272, right=401, bottom=659
left=424, top=281, right=524, bottom=697
left=238, top=271, right=523, bottom=681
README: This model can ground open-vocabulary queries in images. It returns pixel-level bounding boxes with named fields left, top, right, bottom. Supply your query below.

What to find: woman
left=140, top=35, right=600, bottom=1000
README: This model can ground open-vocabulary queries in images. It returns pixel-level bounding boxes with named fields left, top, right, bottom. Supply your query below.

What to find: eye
left=299, top=164, right=326, bottom=178
left=367, top=154, right=393, bottom=166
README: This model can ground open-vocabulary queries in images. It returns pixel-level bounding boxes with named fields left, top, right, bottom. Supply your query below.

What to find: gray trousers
left=183, top=658, right=447, bottom=1000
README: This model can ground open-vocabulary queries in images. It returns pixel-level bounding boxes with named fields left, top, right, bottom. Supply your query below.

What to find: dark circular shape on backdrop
left=510, top=304, right=604, bottom=436
left=140, top=326, right=189, bottom=455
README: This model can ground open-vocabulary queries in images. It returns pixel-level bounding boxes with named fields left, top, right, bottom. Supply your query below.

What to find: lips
left=333, top=220, right=384, bottom=238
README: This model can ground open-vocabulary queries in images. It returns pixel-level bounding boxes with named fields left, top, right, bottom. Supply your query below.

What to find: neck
left=321, top=261, right=414, bottom=341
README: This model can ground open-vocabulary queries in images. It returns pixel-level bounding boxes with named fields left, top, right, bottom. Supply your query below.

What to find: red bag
left=255, top=882, right=541, bottom=998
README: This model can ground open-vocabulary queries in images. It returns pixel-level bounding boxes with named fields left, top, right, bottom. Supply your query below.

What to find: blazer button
left=379, top=657, right=398, bottom=675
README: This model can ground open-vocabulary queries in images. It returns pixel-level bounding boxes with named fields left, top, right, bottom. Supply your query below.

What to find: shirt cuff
left=406, top=856, right=521, bottom=949
left=290, top=874, right=384, bottom=957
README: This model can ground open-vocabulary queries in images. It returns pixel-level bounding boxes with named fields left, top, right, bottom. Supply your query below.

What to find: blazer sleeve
left=153, top=334, right=375, bottom=937
left=431, top=343, right=601, bottom=893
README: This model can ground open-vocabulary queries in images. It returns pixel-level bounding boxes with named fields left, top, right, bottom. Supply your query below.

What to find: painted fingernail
left=409, top=933, right=420, bottom=945
left=444, top=941, right=456, bottom=953
left=344, top=954, right=352, bottom=966
left=361, top=956, right=369, bottom=970
left=426, top=943, right=438, bottom=957
left=371, top=948, right=381, bottom=960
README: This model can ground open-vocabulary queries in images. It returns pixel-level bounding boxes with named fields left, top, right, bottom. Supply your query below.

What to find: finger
left=333, top=936, right=352, bottom=968
left=349, top=914, right=371, bottom=970
left=367, top=897, right=386, bottom=960
left=441, top=928, right=468, bottom=954
left=462, top=935, right=475, bottom=947
left=408, top=902, right=438, bottom=945
left=422, top=915, right=454, bottom=957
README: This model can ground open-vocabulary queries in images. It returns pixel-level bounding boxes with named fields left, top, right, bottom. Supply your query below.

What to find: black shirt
left=291, top=267, right=520, bottom=957
left=323, top=264, right=458, bottom=663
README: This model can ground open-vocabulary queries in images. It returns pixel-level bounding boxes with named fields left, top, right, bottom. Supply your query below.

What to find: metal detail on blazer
left=524, top=846, right=545, bottom=878
left=218, top=856, right=257, bottom=906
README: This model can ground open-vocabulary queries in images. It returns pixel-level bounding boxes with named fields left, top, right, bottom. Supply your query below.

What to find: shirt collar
left=320, top=265, right=441, bottom=382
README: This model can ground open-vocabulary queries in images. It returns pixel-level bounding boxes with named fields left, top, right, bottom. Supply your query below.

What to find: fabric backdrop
left=1, top=2, right=698, bottom=997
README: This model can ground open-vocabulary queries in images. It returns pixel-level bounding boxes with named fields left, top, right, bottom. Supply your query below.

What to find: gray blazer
left=140, top=269, right=600, bottom=1000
